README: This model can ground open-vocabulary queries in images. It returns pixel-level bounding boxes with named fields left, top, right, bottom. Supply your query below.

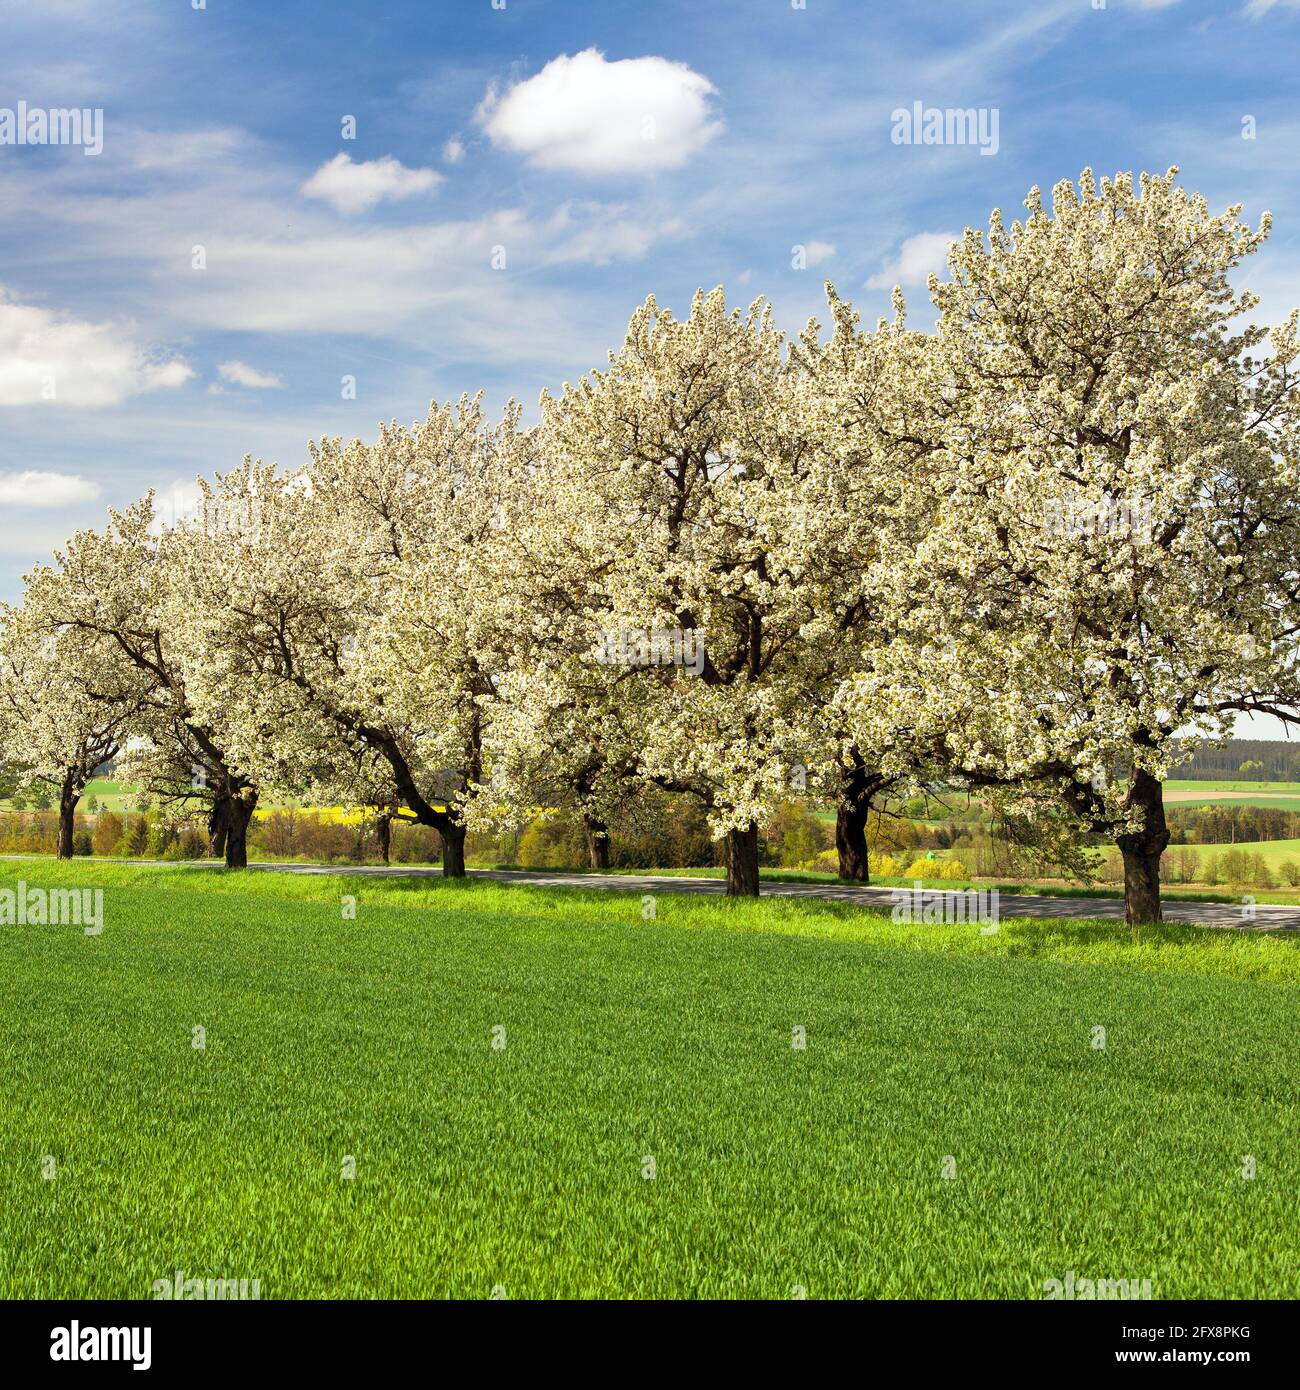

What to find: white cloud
left=301, top=153, right=443, bottom=214
left=0, top=470, right=101, bottom=507
left=0, top=291, right=193, bottom=406
left=442, top=137, right=465, bottom=164
left=866, top=230, right=958, bottom=291
left=0, top=120, right=689, bottom=369
left=218, top=359, right=283, bottom=389
left=803, top=241, right=835, bottom=268
left=478, top=48, right=721, bottom=174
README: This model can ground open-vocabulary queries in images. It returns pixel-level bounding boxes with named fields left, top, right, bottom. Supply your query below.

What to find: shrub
left=1098, top=848, right=1124, bottom=883
left=1173, top=847, right=1200, bottom=884
left=1250, top=853, right=1274, bottom=890
left=394, top=823, right=443, bottom=863
left=178, top=825, right=208, bottom=859
left=258, top=810, right=299, bottom=859
left=147, top=821, right=179, bottom=860
left=1279, top=859, right=1300, bottom=887
left=123, top=816, right=150, bottom=856
left=940, top=858, right=967, bottom=880
left=73, top=829, right=94, bottom=856
left=92, top=812, right=124, bottom=857
left=517, top=818, right=587, bottom=869
left=1220, top=849, right=1251, bottom=885
left=762, top=801, right=830, bottom=867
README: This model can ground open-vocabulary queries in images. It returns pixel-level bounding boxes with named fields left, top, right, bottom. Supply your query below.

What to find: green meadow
left=2, top=861, right=1297, bottom=1299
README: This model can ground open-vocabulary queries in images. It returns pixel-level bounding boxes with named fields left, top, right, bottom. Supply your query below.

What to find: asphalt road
left=235, top=861, right=1300, bottom=932
left=7, top=854, right=1292, bottom=930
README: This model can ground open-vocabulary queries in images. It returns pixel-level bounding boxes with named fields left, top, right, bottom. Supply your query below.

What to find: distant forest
left=1178, top=739, right=1300, bottom=781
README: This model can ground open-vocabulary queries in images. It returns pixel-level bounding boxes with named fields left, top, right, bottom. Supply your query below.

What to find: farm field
left=1163, top=780, right=1300, bottom=806
left=1186, top=838, right=1300, bottom=871
left=1165, top=780, right=1300, bottom=795
left=2, top=860, right=1298, bottom=1299
left=1168, top=796, right=1300, bottom=810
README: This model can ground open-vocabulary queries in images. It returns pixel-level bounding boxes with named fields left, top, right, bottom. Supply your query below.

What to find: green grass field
left=1165, top=779, right=1300, bottom=795
left=1191, top=838, right=1300, bottom=871
left=74, top=778, right=135, bottom=812
left=1169, top=795, right=1300, bottom=810
left=2, top=860, right=1298, bottom=1299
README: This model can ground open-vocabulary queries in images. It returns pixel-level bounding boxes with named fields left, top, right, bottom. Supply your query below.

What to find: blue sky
left=2, top=0, right=1299, bottom=728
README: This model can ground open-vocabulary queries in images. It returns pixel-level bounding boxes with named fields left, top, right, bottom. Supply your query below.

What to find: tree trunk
left=836, top=752, right=890, bottom=882
left=224, top=794, right=256, bottom=870
left=835, top=803, right=870, bottom=882
left=208, top=794, right=230, bottom=860
left=584, top=815, right=611, bottom=871
left=376, top=812, right=392, bottom=865
left=1116, top=769, right=1169, bottom=925
left=57, top=777, right=78, bottom=860
left=441, top=821, right=467, bottom=878
left=836, top=761, right=871, bottom=882
left=725, top=824, right=761, bottom=897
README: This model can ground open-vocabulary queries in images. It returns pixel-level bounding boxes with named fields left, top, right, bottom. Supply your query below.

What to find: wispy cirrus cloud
left=217, top=360, right=283, bottom=389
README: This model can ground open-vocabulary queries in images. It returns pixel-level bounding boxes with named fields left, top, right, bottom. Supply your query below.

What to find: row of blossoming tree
left=3, top=169, right=1299, bottom=924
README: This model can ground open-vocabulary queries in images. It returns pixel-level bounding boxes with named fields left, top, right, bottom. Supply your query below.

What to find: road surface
left=5, top=855, right=1293, bottom=930
left=235, top=861, right=1299, bottom=931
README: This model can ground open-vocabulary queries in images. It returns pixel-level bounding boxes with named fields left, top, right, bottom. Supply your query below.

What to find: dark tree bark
left=1115, top=768, right=1170, bottom=925
left=584, top=814, right=611, bottom=871
left=836, top=756, right=872, bottom=882
left=208, top=794, right=230, bottom=860
left=835, top=802, right=870, bottom=882
left=725, top=824, right=761, bottom=897
left=835, top=753, right=893, bottom=883
left=223, top=792, right=257, bottom=870
left=376, top=812, right=392, bottom=865
left=441, top=821, right=467, bottom=878
left=57, top=775, right=78, bottom=860
left=209, top=780, right=257, bottom=868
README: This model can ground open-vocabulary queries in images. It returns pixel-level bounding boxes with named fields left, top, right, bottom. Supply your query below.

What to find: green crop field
left=79, top=779, right=136, bottom=812
left=2, top=861, right=1298, bottom=1299
left=1170, top=796, right=1300, bottom=810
